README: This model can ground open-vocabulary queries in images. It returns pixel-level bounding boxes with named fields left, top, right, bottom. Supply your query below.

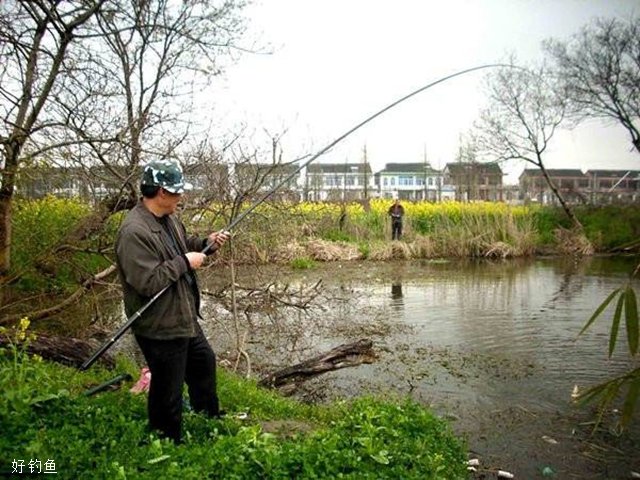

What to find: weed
left=290, top=257, right=317, bottom=270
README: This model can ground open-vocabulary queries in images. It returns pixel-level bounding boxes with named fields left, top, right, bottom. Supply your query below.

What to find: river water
left=195, top=255, right=639, bottom=479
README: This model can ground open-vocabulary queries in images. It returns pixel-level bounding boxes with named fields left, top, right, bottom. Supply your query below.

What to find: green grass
left=0, top=333, right=468, bottom=479
left=290, top=257, right=317, bottom=270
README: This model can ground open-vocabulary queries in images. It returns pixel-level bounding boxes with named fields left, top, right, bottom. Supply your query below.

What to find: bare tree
left=544, top=16, right=640, bottom=154
left=454, top=133, right=480, bottom=201
left=0, top=1, right=105, bottom=278
left=475, top=62, right=582, bottom=229
left=1, top=0, right=249, bottom=321
left=56, top=0, right=248, bottom=224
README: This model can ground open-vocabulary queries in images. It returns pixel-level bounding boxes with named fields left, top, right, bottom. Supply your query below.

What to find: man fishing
left=388, top=199, right=405, bottom=240
left=115, top=159, right=229, bottom=443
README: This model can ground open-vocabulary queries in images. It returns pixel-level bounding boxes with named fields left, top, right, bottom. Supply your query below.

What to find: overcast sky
left=211, top=0, right=640, bottom=184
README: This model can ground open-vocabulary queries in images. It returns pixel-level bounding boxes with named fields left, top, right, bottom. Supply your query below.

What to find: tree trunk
left=0, top=188, right=12, bottom=278
left=259, top=339, right=376, bottom=389
left=0, top=143, right=18, bottom=282
left=539, top=164, right=583, bottom=230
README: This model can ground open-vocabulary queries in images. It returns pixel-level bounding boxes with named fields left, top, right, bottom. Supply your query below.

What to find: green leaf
left=621, top=372, right=640, bottom=429
left=147, top=455, right=171, bottom=464
left=579, top=288, right=620, bottom=337
left=624, top=286, right=638, bottom=356
left=370, top=450, right=390, bottom=465
left=608, top=293, right=625, bottom=358
left=577, top=381, right=611, bottom=405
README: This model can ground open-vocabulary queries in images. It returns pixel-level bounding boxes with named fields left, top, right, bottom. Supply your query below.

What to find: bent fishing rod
left=80, top=63, right=512, bottom=371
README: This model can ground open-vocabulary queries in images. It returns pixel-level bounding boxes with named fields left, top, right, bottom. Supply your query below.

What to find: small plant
left=322, top=229, right=353, bottom=243
left=358, top=242, right=370, bottom=259
left=290, top=257, right=317, bottom=270
left=576, top=262, right=639, bottom=430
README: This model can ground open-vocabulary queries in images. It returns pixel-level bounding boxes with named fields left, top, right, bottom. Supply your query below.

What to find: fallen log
left=258, top=338, right=376, bottom=389
left=0, top=332, right=115, bottom=370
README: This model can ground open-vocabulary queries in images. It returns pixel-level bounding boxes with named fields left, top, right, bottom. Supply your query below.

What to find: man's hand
left=185, top=252, right=206, bottom=269
left=208, top=230, right=230, bottom=248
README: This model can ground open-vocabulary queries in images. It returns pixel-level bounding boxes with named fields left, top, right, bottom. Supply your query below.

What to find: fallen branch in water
left=258, top=338, right=376, bottom=389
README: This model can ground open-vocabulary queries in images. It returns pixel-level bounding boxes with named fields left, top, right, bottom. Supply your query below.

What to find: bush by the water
left=0, top=321, right=467, bottom=479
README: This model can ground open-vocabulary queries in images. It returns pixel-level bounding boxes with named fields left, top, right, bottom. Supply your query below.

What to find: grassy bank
left=7, top=197, right=640, bottom=292
left=0, top=323, right=467, bottom=479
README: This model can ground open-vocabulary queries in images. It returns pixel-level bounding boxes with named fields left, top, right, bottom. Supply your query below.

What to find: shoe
left=211, top=409, right=226, bottom=419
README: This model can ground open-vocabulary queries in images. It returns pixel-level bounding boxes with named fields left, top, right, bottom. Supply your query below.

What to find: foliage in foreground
left=577, top=262, right=640, bottom=430
left=0, top=323, right=467, bottom=479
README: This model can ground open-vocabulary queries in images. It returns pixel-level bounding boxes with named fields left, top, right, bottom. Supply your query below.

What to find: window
left=399, top=175, right=412, bottom=186
left=383, top=177, right=388, bottom=187
left=325, top=176, right=341, bottom=187
left=390, top=177, right=396, bottom=186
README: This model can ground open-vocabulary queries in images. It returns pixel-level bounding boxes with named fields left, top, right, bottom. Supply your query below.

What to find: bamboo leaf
left=576, top=381, right=611, bottom=405
left=579, top=288, right=620, bottom=337
left=621, top=372, right=640, bottom=429
left=593, top=383, right=619, bottom=433
left=608, top=293, right=625, bottom=358
left=624, top=286, right=638, bottom=356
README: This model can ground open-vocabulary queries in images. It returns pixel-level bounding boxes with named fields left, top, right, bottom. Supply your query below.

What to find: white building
left=375, top=162, right=443, bottom=201
left=305, top=163, right=374, bottom=201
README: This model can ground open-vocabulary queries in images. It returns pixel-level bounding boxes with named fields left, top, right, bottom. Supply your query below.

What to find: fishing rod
left=80, top=63, right=511, bottom=371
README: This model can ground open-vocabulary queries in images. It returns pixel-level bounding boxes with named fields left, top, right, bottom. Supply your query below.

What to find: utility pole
left=362, top=144, right=368, bottom=200
left=423, top=143, right=428, bottom=201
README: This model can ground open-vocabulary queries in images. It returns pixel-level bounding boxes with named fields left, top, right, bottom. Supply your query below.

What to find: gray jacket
left=115, top=201, right=209, bottom=339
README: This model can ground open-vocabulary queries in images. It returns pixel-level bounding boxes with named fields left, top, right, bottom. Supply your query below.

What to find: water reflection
left=390, top=282, right=403, bottom=300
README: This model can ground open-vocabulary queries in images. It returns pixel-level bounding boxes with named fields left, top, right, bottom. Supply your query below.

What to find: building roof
left=307, top=163, right=372, bottom=174
left=585, top=169, right=640, bottom=177
left=520, top=168, right=586, bottom=178
left=377, top=162, right=439, bottom=174
left=444, top=162, right=503, bottom=175
left=235, top=162, right=299, bottom=175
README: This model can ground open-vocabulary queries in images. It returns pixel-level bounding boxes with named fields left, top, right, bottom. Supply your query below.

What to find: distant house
left=16, top=163, right=135, bottom=201
left=585, top=169, right=639, bottom=204
left=374, top=162, right=442, bottom=201
left=305, top=163, right=373, bottom=201
left=232, top=162, right=301, bottom=202
left=519, top=169, right=589, bottom=205
left=183, top=162, right=230, bottom=202
left=443, top=162, right=503, bottom=201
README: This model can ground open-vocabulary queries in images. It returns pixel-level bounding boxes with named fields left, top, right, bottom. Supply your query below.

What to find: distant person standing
left=388, top=199, right=405, bottom=240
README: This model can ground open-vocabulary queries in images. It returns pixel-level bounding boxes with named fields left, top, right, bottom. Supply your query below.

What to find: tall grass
left=9, top=198, right=640, bottom=277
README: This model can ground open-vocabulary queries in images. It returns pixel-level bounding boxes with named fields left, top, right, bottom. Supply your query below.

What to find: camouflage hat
left=141, top=159, right=193, bottom=194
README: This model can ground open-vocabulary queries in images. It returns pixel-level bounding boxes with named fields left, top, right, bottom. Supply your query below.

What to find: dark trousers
left=135, top=323, right=219, bottom=443
left=392, top=220, right=402, bottom=240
